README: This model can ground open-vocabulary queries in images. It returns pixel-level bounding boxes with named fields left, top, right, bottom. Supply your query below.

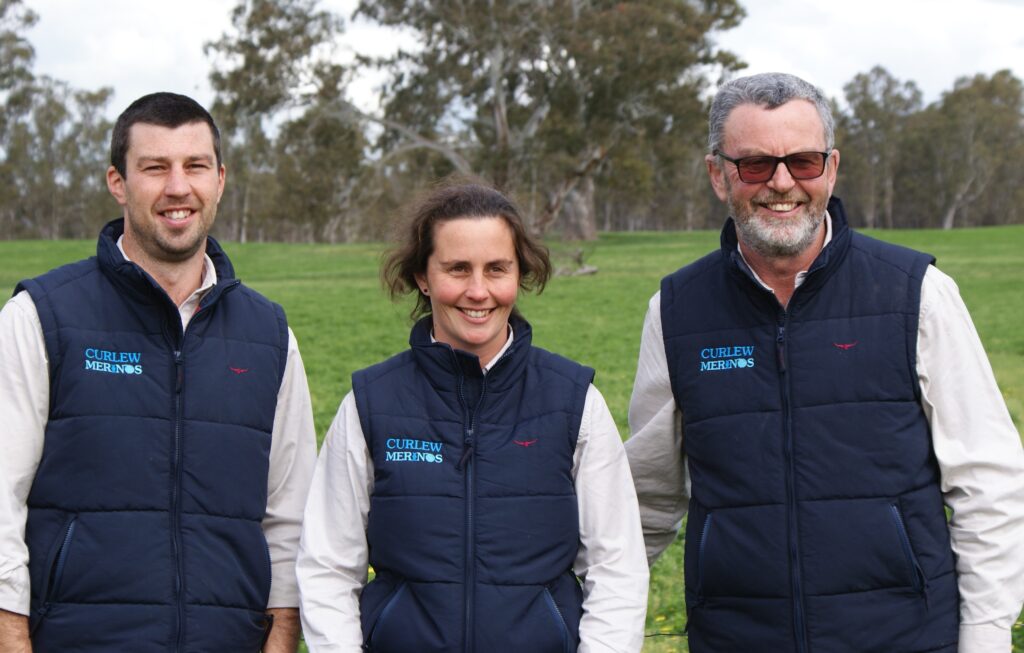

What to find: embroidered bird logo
left=513, top=439, right=538, bottom=447
left=229, top=366, right=250, bottom=374
left=833, top=342, right=858, bottom=351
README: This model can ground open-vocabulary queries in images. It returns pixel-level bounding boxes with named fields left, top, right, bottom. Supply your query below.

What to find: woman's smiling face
left=415, top=216, right=519, bottom=366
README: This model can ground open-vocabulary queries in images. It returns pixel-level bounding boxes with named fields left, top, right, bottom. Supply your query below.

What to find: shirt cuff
left=268, top=559, right=300, bottom=609
left=0, top=563, right=31, bottom=616
left=958, top=621, right=1011, bottom=652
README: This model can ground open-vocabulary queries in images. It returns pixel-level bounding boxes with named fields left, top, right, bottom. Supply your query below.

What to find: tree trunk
left=559, top=175, right=597, bottom=241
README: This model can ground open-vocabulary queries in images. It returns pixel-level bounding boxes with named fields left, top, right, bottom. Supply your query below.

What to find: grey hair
left=707, top=72, right=835, bottom=154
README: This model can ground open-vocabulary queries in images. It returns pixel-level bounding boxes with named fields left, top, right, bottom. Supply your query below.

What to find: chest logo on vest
left=83, top=347, right=143, bottom=375
left=699, top=345, right=755, bottom=372
left=833, top=341, right=859, bottom=350
left=385, top=437, right=444, bottom=464
left=513, top=439, right=538, bottom=447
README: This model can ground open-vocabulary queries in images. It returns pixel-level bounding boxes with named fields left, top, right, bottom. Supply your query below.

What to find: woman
left=297, top=182, right=648, bottom=652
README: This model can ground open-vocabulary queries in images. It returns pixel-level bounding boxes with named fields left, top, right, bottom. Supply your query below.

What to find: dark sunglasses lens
left=736, top=157, right=776, bottom=182
left=786, top=153, right=826, bottom=179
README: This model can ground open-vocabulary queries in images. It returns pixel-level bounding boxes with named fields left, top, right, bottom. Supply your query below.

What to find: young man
left=626, top=73, right=1024, bottom=652
left=0, top=93, right=317, bottom=652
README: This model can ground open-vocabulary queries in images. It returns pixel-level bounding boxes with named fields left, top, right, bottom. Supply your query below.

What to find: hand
left=262, top=608, right=300, bottom=653
left=0, top=609, right=31, bottom=653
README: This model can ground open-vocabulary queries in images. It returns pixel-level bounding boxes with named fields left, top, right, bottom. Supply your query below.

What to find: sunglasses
left=714, top=150, right=830, bottom=184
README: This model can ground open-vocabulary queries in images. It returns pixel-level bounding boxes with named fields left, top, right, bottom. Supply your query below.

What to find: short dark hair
left=110, top=92, right=221, bottom=178
left=383, top=178, right=552, bottom=320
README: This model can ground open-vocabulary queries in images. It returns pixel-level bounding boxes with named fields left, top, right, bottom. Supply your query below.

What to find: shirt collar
left=430, top=324, right=515, bottom=374
left=116, top=235, right=217, bottom=328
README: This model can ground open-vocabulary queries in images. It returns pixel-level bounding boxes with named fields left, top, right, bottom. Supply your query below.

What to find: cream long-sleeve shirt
left=626, top=255, right=1024, bottom=652
left=0, top=251, right=317, bottom=615
left=297, top=340, right=650, bottom=653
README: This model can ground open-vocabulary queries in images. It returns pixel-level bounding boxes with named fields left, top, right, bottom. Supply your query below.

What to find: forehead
left=126, top=121, right=216, bottom=160
left=432, top=216, right=515, bottom=257
left=721, top=100, right=826, bottom=155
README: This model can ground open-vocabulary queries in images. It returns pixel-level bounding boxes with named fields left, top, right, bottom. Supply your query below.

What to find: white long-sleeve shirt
left=626, top=256, right=1024, bottom=652
left=297, top=362, right=650, bottom=652
left=0, top=251, right=318, bottom=615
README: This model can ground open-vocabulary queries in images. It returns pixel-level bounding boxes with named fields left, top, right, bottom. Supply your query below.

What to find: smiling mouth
left=459, top=308, right=493, bottom=318
left=762, top=202, right=800, bottom=212
left=161, top=209, right=193, bottom=222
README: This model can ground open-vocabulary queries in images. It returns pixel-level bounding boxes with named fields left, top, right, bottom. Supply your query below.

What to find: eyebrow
left=437, top=258, right=515, bottom=266
left=135, top=154, right=216, bottom=166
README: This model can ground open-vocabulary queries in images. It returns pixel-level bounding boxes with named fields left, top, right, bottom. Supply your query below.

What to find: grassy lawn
left=2, top=226, right=1021, bottom=651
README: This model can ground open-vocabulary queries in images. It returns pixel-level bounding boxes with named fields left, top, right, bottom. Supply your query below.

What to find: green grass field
left=2, top=226, right=1021, bottom=651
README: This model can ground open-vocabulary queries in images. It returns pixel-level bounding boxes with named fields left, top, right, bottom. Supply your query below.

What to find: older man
left=0, top=93, right=316, bottom=652
left=626, top=73, right=1024, bottom=652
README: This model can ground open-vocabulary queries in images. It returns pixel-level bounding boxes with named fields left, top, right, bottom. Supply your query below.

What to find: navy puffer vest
left=17, top=219, right=288, bottom=652
left=352, top=316, right=594, bottom=653
left=662, top=198, right=959, bottom=653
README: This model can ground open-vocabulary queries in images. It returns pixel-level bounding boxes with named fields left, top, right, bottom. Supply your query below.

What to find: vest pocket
left=365, top=579, right=408, bottom=648
left=542, top=587, right=572, bottom=653
left=30, top=514, right=78, bottom=635
left=888, top=504, right=925, bottom=592
left=696, top=512, right=713, bottom=602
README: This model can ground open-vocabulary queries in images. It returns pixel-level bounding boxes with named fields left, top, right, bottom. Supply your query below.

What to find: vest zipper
left=777, top=317, right=809, bottom=653
left=172, top=348, right=186, bottom=652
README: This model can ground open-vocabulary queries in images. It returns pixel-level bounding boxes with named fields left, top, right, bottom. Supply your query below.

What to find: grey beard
left=731, top=204, right=825, bottom=259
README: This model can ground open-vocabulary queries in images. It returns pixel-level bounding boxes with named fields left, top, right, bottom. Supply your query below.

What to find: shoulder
left=847, top=232, right=934, bottom=279
left=15, top=257, right=100, bottom=297
left=660, top=249, right=724, bottom=304
left=352, top=349, right=417, bottom=389
left=526, top=346, right=595, bottom=388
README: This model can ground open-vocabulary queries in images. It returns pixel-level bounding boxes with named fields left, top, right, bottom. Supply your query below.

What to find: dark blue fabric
left=352, top=316, right=594, bottom=653
left=17, top=219, right=288, bottom=652
left=661, top=198, right=959, bottom=653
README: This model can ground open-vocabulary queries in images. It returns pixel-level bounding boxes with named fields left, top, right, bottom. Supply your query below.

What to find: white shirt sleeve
left=916, top=266, right=1024, bottom=652
left=0, top=292, right=48, bottom=616
left=624, top=291, right=689, bottom=566
left=297, top=392, right=372, bottom=652
left=573, top=384, right=649, bottom=653
left=263, top=328, right=318, bottom=609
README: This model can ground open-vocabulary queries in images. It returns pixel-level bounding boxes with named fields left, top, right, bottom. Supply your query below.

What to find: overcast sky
left=23, top=0, right=1024, bottom=120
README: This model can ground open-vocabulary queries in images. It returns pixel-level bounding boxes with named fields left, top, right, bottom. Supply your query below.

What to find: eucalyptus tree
left=355, top=0, right=746, bottom=238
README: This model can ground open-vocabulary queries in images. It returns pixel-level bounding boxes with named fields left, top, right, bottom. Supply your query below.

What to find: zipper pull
left=174, top=350, right=184, bottom=393
left=776, top=325, right=787, bottom=373
left=457, top=433, right=474, bottom=471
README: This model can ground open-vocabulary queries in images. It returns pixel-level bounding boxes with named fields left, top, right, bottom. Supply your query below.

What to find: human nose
left=163, top=165, right=190, bottom=197
left=465, top=271, right=489, bottom=300
left=765, top=157, right=797, bottom=192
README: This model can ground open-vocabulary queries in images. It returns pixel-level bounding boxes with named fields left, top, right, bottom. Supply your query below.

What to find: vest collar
left=410, top=314, right=533, bottom=388
left=96, top=218, right=240, bottom=313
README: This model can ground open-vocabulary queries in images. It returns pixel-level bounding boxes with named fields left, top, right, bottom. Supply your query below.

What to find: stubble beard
left=127, top=205, right=215, bottom=264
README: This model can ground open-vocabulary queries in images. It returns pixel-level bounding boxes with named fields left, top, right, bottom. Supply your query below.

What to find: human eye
left=787, top=152, right=824, bottom=175
left=738, top=156, right=773, bottom=176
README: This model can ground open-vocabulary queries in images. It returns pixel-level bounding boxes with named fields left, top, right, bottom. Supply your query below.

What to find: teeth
left=164, top=209, right=190, bottom=220
left=766, top=203, right=796, bottom=212
left=463, top=309, right=489, bottom=318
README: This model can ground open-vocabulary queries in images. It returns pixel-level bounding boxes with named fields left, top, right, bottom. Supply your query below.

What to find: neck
left=121, top=238, right=207, bottom=307
left=738, top=223, right=825, bottom=308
